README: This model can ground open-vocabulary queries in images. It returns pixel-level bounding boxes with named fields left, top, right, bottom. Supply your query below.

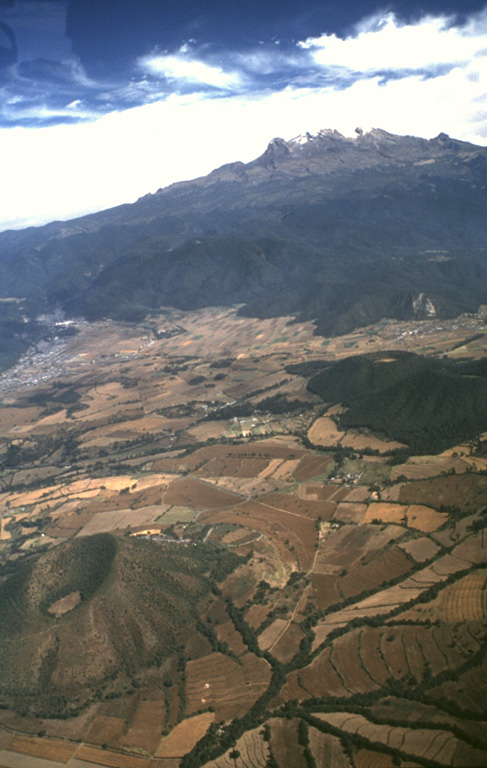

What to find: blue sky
left=1, top=0, right=487, bottom=230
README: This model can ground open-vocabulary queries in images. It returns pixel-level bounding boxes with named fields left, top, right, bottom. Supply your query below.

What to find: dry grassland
left=309, top=572, right=343, bottom=609
left=424, top=571, right=487, bottom=623
left=0, top=751, right=70, bottom=768
left=333, top=631, right=380, bottom=694
left=186, top=421, right=231, bottom=441
left=279, top=670, right=310, bottom=703
left=207, top=476, right=286, bottom=499
left=48, top=591, right=81, bottom=617
left=310, top=576, right=430, bottom=650
left=294, top=454, right=333, bottom=481
left=0, top=406, right=43, bottom=436
left=390, top=455, right=467, bottom=481
left=307, top=484, right=343, bottom=502
left=6, top=735, right=77, bottom=762
left=154, top=441, right=304, bottom=476
left=269, top=718, right=307, bottom=768
left=84, top=716, right=127, bottom=748
left=315, top=712, right=463, bottom=766
left=245, top=603, right=271, bottom=629
left=406, top=504, right=447, bottom=532
left=0, top=516, right=12, bottom=540
left=354, top=749, right=398, bottom=767
left=0, top=729, right=13, bottom=749
left=185, top=652, right=270, bottom=719
left=201, top=499, right=317, bottom=571
left=196, top=456, right=269, bottom=478
left=396, top=473, right=487, bottom=512
left=359, top=628, right=392, bottom=687
left=75, top=745, right=151, bottom=767
left=120, top=699, right=165, bottom=753
left=71, top=388, right=143, bottom=427
left=300, top=484, right=323, bottom=500
left=300, top=647, right=349, bottom=697
left=399, top=536, right=440, bottom=562
left=215, top=619, right=247, bottom=656
left=81, top=484, right=168, bottom=515
left=261, top=491, right=328, bottom=519
left=308, top=729, right=352, bottom=768
left=160, top=507, right=198, bottom=524
left=334, top=502, right=367, bottom=523
left=204, top=726, right=269, bottom=768
left=3, top=476, right=144, bottom=514
left=364, top=503, right=407, bottom=525
left=155, top=713, right=214, bottom=758
left=257, top=619, right=289, bottom=651
left=163, top=477, right=240, bottom=510
left=314, top=524, right=404, bottom=578
left=379, top=630, right=409, bottom=679
left=220, top=528, right=255, bottom=546
left=0, top=308, right=486, bottom=765
left=271, top=621, right=305, bottom=663
left=77, top=506, right=164, bottom=536
left=158, top=307, right=319, bottom=358
left=11, top=466, right=59, bottom=486
left=46, top=512, right=94, bottom=538
left=82, top=414, right=163, bottom=439
left=341, top=432, right=405, bottom=452
left=442, top=532, right=487, bottom=567
left=308, top=416, right=345, bottom=446
left=363, top=501, right=446, bottom=532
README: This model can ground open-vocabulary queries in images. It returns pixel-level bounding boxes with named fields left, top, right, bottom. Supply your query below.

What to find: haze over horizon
left=1, top=0, right=487, bottom=232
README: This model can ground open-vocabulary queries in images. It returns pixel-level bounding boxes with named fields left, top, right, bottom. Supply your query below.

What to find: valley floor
left=0, top=306, right=486, bottom=768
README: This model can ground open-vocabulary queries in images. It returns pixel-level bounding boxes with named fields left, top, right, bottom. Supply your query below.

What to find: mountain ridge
left=0, top=127, right=486, bottom=367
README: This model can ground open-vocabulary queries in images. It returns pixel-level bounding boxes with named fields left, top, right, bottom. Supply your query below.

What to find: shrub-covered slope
left=308, top=351, right=487, bottom=453
left=0, top=129, right=486, bottom=348
left=0, top=534, right=240, bottom=717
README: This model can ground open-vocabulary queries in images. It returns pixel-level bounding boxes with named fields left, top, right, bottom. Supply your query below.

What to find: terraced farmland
left=0, top=307, right=486, bottom=767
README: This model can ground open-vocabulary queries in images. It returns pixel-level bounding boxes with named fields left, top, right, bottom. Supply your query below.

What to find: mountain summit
left=205, top=127, right=482, bottom=181
left=0, top=128, right=486, bottom=346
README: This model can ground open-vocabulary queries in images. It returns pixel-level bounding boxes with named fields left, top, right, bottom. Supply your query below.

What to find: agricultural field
left=0, top=307, right=486, bottom=767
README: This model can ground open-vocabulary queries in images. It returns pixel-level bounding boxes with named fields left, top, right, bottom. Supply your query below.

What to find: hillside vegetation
left=0, top=130, right=486, bottom=373
left=0, top=534, right=241, bottom=717
left=308, top=351, right=487, bottom=453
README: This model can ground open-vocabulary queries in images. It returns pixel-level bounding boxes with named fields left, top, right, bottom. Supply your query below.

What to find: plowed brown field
left=163, top=477, right=241, bottom=509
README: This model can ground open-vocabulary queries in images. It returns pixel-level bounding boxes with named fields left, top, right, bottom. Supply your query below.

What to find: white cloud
left=0, top=96, right=99, bottom=124
left=299, top=10, right=487, bottom=73
left=1, top=9, right=487, bottom=231
left=139, top=51, right=243, bottom=90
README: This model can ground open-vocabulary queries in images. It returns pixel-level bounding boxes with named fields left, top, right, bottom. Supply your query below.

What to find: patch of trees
left=207, top=394, right=312, bottom=421
left=302, top=710, right=446, bottom=768
left=225, top=597, right=263, bottom=658
left=177, top=646, right=188, bottom=722
left=0, top=431, right=81, bottom=469
left=208, top=403, right=253, bottom=420
left=197, top=619, right=239, bottom=662
left=298, top=719, right=317, bottom=768
left=248, top=579, right=273, bottom=606
left=286, top=360, right=331, bottom=378
left=308, top=351, right=487, bottom=454
left=206, top=545, right=244, bottom=584
left=308, top=562, right=486, bottom=669
left=210, top=359, right=234, bottom=368
left=155, top=401, right=200, bottom=417
left=38, top=534, right=117, bottom=614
